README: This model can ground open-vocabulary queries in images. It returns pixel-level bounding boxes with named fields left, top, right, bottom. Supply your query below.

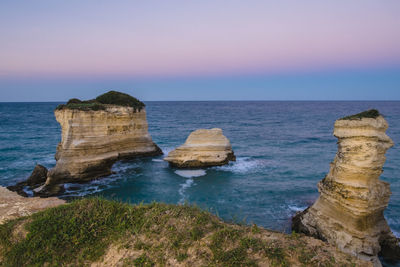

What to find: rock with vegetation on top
left=164, top=128, right=235, bottom=168
left=292, top=109, right=400, bottom=266
left=43, top=91, right=162, bottom=188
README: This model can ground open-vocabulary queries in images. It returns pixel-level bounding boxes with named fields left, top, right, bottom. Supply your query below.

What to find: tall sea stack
left=292, top=109, right=399, bottom=266
left=43, top=91, right=162, bottom=187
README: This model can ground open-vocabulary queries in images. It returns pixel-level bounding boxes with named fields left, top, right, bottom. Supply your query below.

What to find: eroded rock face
left=164, top=128, right=235, bottom=168
left=0, top=186, right=65, bottom=224
left=292, top=110, right=399, bottom=266
left=27, top=164, right=48, bottom=186
left=46, top=106, right=162, bottom=185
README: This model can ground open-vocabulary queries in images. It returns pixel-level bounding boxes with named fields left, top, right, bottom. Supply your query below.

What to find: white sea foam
left=214, top=157, right=264, bottom=174
left=175, top=169, right=206, bottom=178
left=152, top=159, right=164, bottom=162
left=288, top=205, right=307, bottom=212
left=161, top=147, right=175, bottom=155
left=393, top=230, right=400, bottom=238
left=178, top=178, right=194, bottom=204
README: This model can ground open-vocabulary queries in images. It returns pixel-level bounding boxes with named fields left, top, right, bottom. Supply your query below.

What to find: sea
left=0, top=101, right=399, bottom=237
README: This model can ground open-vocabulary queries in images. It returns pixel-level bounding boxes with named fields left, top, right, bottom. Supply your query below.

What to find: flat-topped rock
left=292, top=110, right=400, bottom=266
left=0, top=186, right=65, bottom=224
left=164, top=128, right=235, bottom=168
left=44, top=91, right=162, bottom=187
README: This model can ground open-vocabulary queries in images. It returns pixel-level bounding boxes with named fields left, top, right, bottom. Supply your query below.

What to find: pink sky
left=1, top=1, right=400, bottom=77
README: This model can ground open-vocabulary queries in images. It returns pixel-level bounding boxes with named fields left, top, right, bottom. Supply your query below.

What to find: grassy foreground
left=0, top=198, right=364, bottom=267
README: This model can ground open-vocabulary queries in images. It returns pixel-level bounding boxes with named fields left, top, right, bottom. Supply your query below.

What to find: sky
left=0, top=0, right=399, bottom=101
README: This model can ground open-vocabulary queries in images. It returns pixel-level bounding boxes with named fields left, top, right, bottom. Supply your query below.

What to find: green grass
left=0, top=198, right=361, bottom=267
left=56, top=91, right=145, bottom=112
left=339, top=109, right=380, bottom=120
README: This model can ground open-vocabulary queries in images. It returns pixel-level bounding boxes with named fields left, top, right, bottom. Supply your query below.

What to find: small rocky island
left=292, top=109, right=400, bottom=266
left=10, top=91, right=162, bottom=196
left=164, top=128, right=235, bottom=168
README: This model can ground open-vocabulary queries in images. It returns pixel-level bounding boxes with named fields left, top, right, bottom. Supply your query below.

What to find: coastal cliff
left=0, top=186, right=65, bottom=225
left=164, top=128, right=235, bottom=168
left=45, top=91, right=162, bottom=186
left=0, top=198, right=371, bottom=266
left=292, top=110, right=400, bottom=266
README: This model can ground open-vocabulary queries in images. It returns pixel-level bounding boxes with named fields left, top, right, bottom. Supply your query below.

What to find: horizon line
left=1, top=100, right=400, bottom=103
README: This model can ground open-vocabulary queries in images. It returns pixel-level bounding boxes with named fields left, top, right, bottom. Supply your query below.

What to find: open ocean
left=0, top=101, right=399, bottom=236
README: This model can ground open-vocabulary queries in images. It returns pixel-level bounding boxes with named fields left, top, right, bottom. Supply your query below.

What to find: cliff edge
left=0, top=186, right=65, bottom=225
left=0, top=198, right=371, bottom=266
left=292, top=109, right=400, bottom=266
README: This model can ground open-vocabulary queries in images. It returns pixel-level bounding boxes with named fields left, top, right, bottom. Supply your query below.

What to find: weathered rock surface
left=164, top=128, right=235, bottom=168
left=0, top=186, right=65, bottom=224
left=27, top=164, right=48, bottom=186
left=292, top=110, right=400, bottom=266
left=6, top=164, right=49, bottom=197
left=46, top=105, right=162, bottom=186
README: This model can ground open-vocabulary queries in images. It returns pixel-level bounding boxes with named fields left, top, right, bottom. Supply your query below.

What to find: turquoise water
left=0, top=101, right=399, bottom=236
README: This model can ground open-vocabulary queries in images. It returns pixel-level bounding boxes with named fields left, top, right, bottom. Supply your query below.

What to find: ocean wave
left=152, top=159, right=164, bottom=162
left=213, top=157, right=266, bottom=174
left=178, top=178, right=195, bottom=204
left=288, top=204, right=307, bottom=213
left=175, top=169, right=206, bottom=178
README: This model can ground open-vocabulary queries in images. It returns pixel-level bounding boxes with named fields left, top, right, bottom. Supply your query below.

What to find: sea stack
left=164, top=128, right=235, bottom=168
left=43, top=91, right=162, bottom=187
left=292, top=109, right=400, bottom=266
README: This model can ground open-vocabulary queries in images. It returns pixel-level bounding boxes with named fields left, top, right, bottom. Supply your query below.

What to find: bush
left=340, top=109, right=380, bottom=120
left=96, top=91, right=145, bottom=110
left=55, top=91, right=145, bottom=112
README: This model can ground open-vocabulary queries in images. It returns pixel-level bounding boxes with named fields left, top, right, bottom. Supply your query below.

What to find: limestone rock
left=164, top=128, right=235, bottom=168
left=27, top=164, right=48, bottom=186
left=292, top=110, right=400, bottom=266
left=0, top=186, right=65, bottom=224
left=45, top=92, right=162, bottom=186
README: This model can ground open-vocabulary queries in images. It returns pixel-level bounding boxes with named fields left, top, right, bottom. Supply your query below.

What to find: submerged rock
left=0, top=186, right=65, bottom=224
left=43, top=91, right=162, bottom=188
left=292, top=109, right=400, bottom=266
left=164, top=128, right=235, bottom=168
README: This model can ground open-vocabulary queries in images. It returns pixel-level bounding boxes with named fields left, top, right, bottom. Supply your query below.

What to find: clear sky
left=0, top=0, right=399, bottom=101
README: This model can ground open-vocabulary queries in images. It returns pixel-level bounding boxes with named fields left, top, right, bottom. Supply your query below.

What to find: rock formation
left=7, top=164, right=51, bottom=197
left=164, top=128, right=235, bottom=168
left=0, top=186, right=65, bottom=224
left=292, top=109, right=400, bottom=266
left=43, top=91, right=162, bottom=187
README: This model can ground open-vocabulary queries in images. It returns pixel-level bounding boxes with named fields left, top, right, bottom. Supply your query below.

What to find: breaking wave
left=213, top=157, right=267, bottom=174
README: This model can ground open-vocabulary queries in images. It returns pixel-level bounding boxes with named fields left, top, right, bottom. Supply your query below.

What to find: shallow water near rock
left=1, top=101, right=399, bottom=236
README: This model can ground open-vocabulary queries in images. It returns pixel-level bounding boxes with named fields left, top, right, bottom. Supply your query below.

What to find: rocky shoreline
left=3, top=98, right=400, bottom=266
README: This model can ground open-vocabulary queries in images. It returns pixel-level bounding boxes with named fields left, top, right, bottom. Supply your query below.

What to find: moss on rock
left=56, top=91, right=145, bottom=112
left=339, top=109, right=380, bottom=120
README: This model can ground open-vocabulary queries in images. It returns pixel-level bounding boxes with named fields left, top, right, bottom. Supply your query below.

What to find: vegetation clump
left=56, top=91, right=145, bottom=112
left=339, top=109, right=380, bottom=120
left=0, top=198, right=362, bottom=266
